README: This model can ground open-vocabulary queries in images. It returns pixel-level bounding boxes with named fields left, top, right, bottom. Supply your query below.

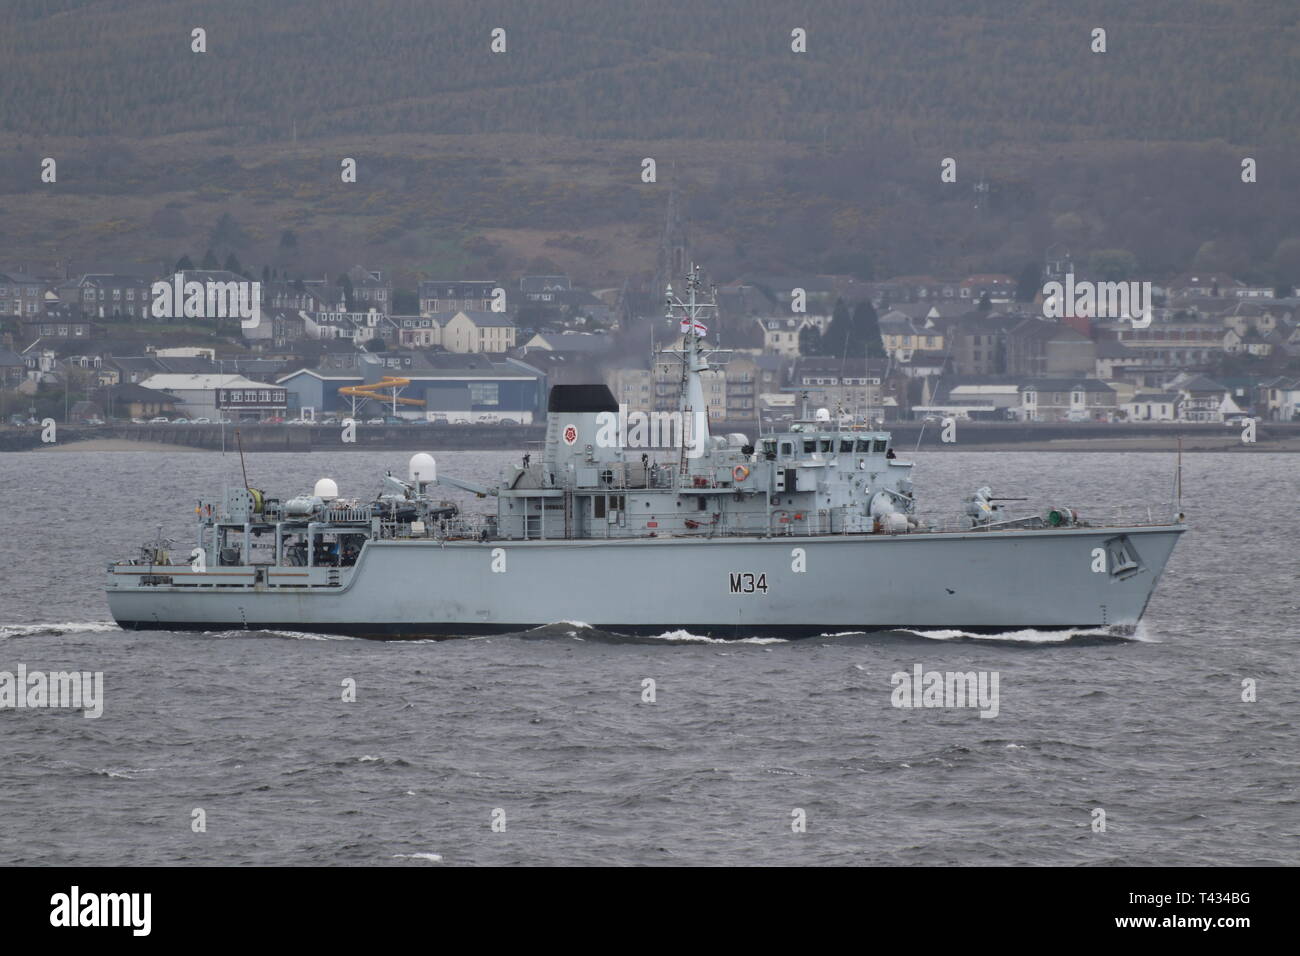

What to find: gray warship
left=106, top=268, right=1185, bottom=639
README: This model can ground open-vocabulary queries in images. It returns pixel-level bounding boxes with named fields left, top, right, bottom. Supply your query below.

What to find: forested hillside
left=1, top=1, right=1297, bottom=287
left=3, top=0, right=1297, bottom=145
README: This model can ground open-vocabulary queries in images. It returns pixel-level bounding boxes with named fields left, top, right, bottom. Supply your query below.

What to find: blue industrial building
left=276, top=354, right=546, bottom=422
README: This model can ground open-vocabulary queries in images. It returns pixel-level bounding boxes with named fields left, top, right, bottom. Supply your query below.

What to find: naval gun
left=963, top=486, right=1079, bottom=530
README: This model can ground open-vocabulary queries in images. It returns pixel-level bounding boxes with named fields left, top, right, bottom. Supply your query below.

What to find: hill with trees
left=2, top=1, right=1297, bottom=288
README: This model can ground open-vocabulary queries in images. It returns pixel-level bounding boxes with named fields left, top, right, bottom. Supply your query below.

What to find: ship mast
left=662, top=264, right=719, bottom=478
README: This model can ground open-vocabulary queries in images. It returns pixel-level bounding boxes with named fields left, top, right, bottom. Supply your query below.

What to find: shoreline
left=29, top=438, right=215, bottom=453
left=16, top=436, right=1299, bottom=453
left=907, top=436, right=1300, bottom=452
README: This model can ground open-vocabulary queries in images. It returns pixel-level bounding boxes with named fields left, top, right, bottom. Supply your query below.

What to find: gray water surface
left=0, top=449, right=1294, bottom=865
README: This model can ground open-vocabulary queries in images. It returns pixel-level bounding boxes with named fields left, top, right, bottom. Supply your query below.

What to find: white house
left=753, top=316, right=810, bottom=357
left=440, top=311, right=516, bottom=353
left=1171, top=375, right=1245, bottom=422
left=1261, top=377, right=1300, bottom=421
left=1124, top=392, right=1179, bottom=421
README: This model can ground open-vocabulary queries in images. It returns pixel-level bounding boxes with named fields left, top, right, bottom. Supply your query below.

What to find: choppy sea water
left=0, top=448, right=1295, bottom=866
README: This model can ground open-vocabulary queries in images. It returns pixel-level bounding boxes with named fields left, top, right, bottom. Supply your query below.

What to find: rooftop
left=140, top=373, right=270, bottom=391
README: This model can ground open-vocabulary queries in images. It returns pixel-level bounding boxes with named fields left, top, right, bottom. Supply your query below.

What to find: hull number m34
left=729, top=572, right=769, bottom=594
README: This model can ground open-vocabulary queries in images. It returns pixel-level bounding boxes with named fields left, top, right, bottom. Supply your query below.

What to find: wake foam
left=91, top=767, right=158, bottom=779
left=893, top=626, right=1132, bottom=644
left=0, top=622, right=122, bottom=639
left=522, top=623, right=786, bottom=644
left=643, top=629, right=787, bottom=645
left=201, top=628, right=357, bottom=641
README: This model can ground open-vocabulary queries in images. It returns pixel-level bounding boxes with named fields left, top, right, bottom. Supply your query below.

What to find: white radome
left=313, top=478, right=339, bottom=500
left=409, top=452, right=437, bottom=485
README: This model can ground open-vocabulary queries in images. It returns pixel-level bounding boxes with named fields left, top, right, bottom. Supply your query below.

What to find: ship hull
left=106, top=524, right=1183, bottom=639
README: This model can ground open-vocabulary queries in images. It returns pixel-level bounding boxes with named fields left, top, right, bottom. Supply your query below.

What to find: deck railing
left=416, top=500, right=1181, bottom=544
left=913, top=502, right=1181, bottom=535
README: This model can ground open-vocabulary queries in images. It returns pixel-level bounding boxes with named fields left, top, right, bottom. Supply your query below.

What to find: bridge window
left=803, top=440, right=816, bottom=454
left=840, top=440, right=854, bottom=453
left=779, top=441, right=793, bottom=457
left=855, top=439, right=870, bottom=452
left=819, top=439, right=833, bottom=453
left=873, top=439, right=887, bottom=453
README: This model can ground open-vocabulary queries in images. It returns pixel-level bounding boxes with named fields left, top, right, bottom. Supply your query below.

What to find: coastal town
left=3, top=236, right=1299, bottom=445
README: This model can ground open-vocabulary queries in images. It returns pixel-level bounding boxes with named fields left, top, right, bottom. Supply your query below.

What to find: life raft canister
left=733, top=465, right=750, bottom=482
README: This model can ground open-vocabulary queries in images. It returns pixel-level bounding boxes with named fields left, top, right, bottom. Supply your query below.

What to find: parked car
left=148, top=417, right=169, bottom=424
left=172, top=417, right=190, bottom=424
left=497, top=418, right=519, bottom=425
left=366, top=418, right=385, bottom=425
left=190, top=417, right=212, bottom=425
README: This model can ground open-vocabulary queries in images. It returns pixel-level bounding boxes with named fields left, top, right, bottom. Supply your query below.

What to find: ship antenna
left=835, top=312, right=853, bottom=431
left=235, top=428, right=250, bottom=490
left=679, top=271, right=693, bottom=478
left=1176, top=434, right=1183, bottom=518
